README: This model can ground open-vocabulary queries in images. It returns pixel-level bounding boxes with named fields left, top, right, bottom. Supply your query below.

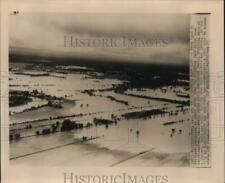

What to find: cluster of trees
left=114, top=82, right=130, bottom=93
left=60, top=119, right=83, bottom=131
left=41, top=128, right=51, bottom=135
left=122, top=109, right=167, bottom=119
left=93, top=118, right=114, bottom=127
left=36, top=122, right=60, bottom=136
left=127, top=93, right=190, bottom=106
left=9, top=133, right=21, bottom=141
left=9, top=91, right=32, bottom=107
left=81, top=89, right=95, bottom=96
left=85, top=122, right=93, bottom=128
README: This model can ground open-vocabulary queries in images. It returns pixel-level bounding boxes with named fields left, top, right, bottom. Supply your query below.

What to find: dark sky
left=10, top=13, right=190, bottom=65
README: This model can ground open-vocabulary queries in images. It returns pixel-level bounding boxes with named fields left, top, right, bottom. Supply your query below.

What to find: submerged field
left=9, top=62, right=190, bottom=166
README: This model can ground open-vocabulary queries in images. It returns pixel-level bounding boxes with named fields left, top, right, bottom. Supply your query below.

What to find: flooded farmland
left=9, top=62, right=190, bottom=166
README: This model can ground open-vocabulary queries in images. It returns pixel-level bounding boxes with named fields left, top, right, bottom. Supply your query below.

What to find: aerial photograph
left=9, top=13, right=190, bottom=166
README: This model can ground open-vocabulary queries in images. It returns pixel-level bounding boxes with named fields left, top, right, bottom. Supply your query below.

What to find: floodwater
left=10, top=114, right=190, bottom=166
left=9, top=69, right=190, bottom=166
left=10, top=72, right=123, bottom=98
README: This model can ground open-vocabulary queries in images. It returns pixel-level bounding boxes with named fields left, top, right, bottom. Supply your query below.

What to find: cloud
left=10, top=13, right=190, bottom=65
